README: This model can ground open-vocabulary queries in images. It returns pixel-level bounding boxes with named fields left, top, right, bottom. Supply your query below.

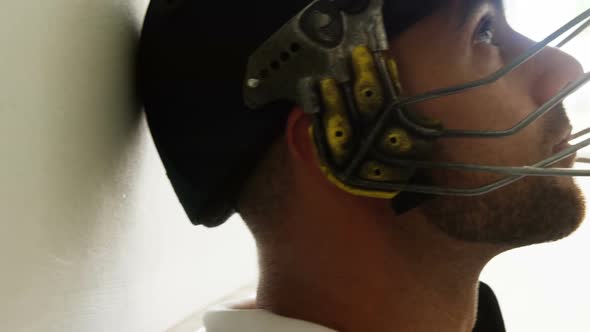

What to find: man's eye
left=474, top=15, right=496, bottom=45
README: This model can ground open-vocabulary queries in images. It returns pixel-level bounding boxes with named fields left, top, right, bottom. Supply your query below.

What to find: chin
left=421, top=174, right=586, bottom=248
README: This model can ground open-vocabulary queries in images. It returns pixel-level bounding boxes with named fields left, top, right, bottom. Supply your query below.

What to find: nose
left=506, top=29, right=585, bottom=107
left=532, top=44, right=585, bottom=107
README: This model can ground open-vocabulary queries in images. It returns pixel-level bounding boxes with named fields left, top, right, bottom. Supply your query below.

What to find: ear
left=285, top=106, right=318, bottom=169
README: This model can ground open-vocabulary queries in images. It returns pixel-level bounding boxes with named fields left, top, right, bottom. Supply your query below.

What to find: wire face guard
left=243, top=0, right=590, bottom=199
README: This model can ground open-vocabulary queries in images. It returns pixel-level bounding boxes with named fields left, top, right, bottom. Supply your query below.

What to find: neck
left=255, top=200, right=501, bottom=332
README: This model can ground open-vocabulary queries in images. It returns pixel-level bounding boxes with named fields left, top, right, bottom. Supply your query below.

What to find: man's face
left=389, top=0, right=586, bottom=247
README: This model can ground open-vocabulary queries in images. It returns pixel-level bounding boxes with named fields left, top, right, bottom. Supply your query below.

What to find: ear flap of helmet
left=244, top=0, right=440, bottom=202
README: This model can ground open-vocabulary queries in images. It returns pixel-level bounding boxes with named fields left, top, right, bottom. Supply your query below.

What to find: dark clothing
left=473, top=282, right=506, bottom=332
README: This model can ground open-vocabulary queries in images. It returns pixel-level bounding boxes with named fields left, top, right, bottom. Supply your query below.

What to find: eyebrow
left=459, top=0, right=504, bottom=27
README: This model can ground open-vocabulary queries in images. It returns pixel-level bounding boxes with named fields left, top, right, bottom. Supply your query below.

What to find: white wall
left=0, top=1, right=258, bottom=331
left=2, top=1, right=590, bottom=332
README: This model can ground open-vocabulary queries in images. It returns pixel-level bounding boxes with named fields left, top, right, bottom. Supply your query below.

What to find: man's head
left=238, top=0, right=586, bottom=249
left=139, top=3, right=589, bottom=329
left=139, top=0, right=587, bottom=250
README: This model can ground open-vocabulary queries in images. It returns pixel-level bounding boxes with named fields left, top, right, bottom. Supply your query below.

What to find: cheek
left=415, top=79, right=532, bottom=129
left=391, top=32, right=548, bottom=176
left=409, top=81, right=546, bottom=169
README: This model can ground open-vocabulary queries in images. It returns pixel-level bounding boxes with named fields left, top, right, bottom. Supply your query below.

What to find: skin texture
left=390, top=0, right=586, bottom=247
left=236, top=0, right=586, bottom=331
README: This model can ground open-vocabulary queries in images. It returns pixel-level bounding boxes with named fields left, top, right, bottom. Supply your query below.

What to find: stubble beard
left=421, top=173, right=586, bottom=248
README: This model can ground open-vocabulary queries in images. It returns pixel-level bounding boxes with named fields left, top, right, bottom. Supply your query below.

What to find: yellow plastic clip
left=360, top=160, right=399, bottom=182
left=380, top=128, right=413, bottom=155
left=320, top=78, right=354, bottom=166
left=309, top=126, right=399, bottom=199
left=352, top=45, right=384, bottom=118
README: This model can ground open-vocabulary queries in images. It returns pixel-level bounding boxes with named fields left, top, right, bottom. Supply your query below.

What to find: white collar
left=201, top=303, right=338, bottom=332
